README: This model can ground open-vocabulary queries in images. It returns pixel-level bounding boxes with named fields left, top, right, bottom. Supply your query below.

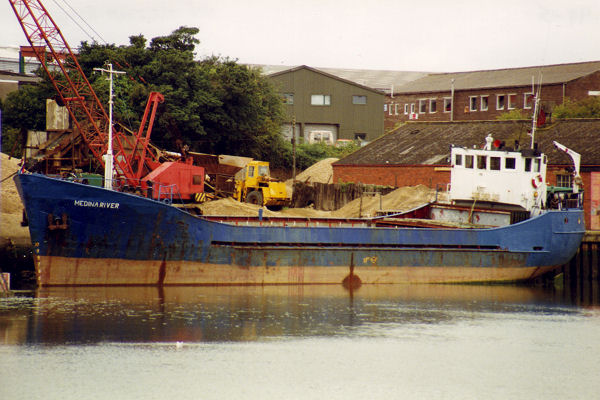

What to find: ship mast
left=530, top=74, right=543, bottom=149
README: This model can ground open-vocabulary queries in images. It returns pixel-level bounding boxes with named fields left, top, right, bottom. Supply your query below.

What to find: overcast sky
left=2, top=0, right=600, bottom=72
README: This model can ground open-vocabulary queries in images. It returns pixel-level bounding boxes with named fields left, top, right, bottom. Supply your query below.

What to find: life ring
left=531, top=175, right=543, bottom=188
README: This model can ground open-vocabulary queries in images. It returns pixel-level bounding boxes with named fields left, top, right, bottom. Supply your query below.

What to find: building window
left=508, top=94, right=517, bottom=109
left=387, top=103, right=393, bottom=115
left=282, top=93, right=294, bottom=104
left=384, top=104, right=388, bottom=112
left=352, top=95, right=367, bottom=105
left=311, top=94, right=331, bottom=106
left=419, top=99, right=427, bottom=113
left=469, top=96, right=478, bottom=112
left=496, top=94, right=506, bottom=110
left=444, top=97, right=452, bottom=113
left=524, top=93, right=534, bottom=109
left=354, top=133, right=366, bottom=141
left=556, top=174, right=572, bottom=188
left=404, top=104, right=409, bottom=115
left=429, top=99, right=437, bottom=113
left=410, top=103, right=415, bottom=114
left=480, top=96, right=489, bottom=111
left=394, top=103, right=399, bottom=115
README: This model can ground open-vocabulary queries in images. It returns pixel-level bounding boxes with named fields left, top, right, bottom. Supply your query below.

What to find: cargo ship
left=14, top=136, right=585, bottom=286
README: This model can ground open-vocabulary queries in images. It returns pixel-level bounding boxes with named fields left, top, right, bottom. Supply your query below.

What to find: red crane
left=9, top=0, right=205, bottom=200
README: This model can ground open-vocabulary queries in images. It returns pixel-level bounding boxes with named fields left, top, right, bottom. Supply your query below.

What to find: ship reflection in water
left=1, top=284, right=600, bottom=399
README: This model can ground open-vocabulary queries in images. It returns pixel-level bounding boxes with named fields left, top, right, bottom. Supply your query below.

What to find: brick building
left=384, top=61, right=600, bottom=131
left=333, top=119, right=600, bottom=229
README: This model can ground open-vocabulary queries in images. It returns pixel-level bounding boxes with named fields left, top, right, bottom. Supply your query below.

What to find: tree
left=1, top=82, right=53, bottom=156
left=496, top=109, right=530, bottom=120
left=552, top=97, right=600, bottom=119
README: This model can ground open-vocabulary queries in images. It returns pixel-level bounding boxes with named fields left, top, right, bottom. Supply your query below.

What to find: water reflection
left=1, top=284, right=594, bottom=346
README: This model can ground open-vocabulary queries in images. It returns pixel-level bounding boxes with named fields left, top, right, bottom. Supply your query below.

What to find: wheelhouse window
left=311, top=94, right=331, bottom=106
left=455, top=154, right=463, bottom=166
left=477, top=155, right=487, bottom=170
left=490, top=156, right=501, bottom=170
left=505, top=157, right=516, bottom=169
left=525, top=158, right=532, bottom=172
left=465, top=155, right=474, bottom=168
left=352, top=95, right=367, bottom=105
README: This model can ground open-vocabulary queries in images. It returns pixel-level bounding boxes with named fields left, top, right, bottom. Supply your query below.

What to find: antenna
left=530, top=72, right=543, bottom=149
left=93, top=63, right=125, bottom=190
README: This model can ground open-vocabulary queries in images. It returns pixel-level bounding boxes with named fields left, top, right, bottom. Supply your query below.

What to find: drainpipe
left=450, top=79, right=455, bottom=122
left=562, top=83, right=566, bottom=104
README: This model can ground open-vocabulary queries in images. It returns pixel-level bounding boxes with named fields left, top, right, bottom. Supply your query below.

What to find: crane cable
left=50, top=0, right=107, bottom=45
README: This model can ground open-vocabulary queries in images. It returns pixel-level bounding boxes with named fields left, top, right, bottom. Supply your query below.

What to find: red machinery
left=9, top=0, right=205, bottom=200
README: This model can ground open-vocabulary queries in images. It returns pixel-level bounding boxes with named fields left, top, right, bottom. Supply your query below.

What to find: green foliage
left=1, top=127, right=24, bottom=157
left=268, top=140, right=362, bottom=171
left=496, top=109, right=530, bottom=120
left=552, top=97, right=600, bottom=118
left=2, top=26, right=285, bottom=165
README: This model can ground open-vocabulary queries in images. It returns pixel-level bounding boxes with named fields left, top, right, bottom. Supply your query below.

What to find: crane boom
left=8, top=0, right=162, bottom=184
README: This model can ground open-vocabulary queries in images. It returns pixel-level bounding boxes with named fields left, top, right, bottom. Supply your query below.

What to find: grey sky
left=2, top=0, right=600, bottom=72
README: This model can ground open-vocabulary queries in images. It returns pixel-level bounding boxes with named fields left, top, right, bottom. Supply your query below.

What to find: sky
left=1, top=0, right=600, bottom=72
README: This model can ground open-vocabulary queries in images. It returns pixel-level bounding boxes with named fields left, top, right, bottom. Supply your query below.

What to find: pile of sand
left=331, top=185, right=435, bottom=218
left=1, top=153, right=30, bottom=244
left=199, top=184, right=436, bottom=219
left=199, top=197, right=332, bottom=218
left=288, top=158, right=338, bottom=185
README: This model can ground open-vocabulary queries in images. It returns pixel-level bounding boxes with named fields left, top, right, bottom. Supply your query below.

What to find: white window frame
left=507, top=93, right=517, bottom=110
left=419, top=99, right=427, bottom=114
left=469, top=96, right=478, bottom=112
left=496, top=94, right=506, bottom=110
left=311, top=94, right=331, bottom=106
left=429, top=98, right=437, bottom=113
left=410, top=103, right=415, bottom=114
left=404, top=104, right=409, bottom=115
left=524, top=93, right=534, bottom=109
left=480, top=95, right=489, bottom=111
left=443, top=97, right=452, bottom=113
left=387, top=103, right=393, bottom=115
left=394, top=103, right=399, bottom=115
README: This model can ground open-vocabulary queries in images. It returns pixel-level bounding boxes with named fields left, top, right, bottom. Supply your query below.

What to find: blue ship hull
left=14, top=173, right=586, bottom=286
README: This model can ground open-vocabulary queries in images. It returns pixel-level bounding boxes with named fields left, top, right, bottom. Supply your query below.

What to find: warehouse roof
left=335, top=119, right=600, bottom=166
left=394, top=61, right=600, bottom=94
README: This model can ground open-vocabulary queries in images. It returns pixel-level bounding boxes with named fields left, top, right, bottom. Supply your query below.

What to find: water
left=1, top=284, right=599, bottom=399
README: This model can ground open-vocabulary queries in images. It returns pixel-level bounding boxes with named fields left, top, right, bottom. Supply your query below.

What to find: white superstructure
left=449, top=135, right=547, bottom=214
